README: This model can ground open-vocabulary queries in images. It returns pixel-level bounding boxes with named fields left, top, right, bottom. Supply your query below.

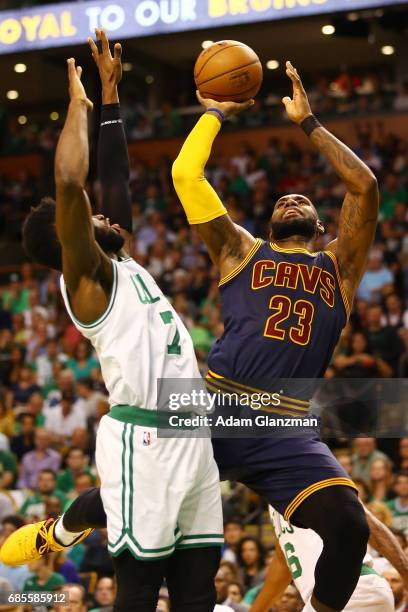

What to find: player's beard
left=270, top=217, right=317, bottom=241
left=94, top=226, right=125, bottom=254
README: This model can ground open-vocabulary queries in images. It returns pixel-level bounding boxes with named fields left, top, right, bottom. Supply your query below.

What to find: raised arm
left=172, top=93, right=256, bottom=278
left=283, top=62, right=378, bottom=307
left=56, top=58, right=113, bottom=323
left=250, top=536, right=291, bottom=612
left=365, top=506, right=408, bottom=590
left=89, top=29, right=132, bottom=255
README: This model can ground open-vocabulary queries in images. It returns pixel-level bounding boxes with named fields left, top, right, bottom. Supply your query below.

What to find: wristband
left=101, top=104, right=122, bottom=127
left=207, top=108, right=225, bottom=123
left=301, top=114, right=321, bottom=137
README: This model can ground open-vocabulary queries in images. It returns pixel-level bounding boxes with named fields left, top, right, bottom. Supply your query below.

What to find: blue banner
left=0, top=0, right=404, bottom=55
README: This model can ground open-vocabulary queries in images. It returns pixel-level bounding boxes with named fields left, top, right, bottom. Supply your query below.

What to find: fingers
left=282, top=96, right=292, bottom=110
left=196, top=90, right=212, bottom=106
left=87, top=36, right=98, bottom=62
left=114, top=43, right=122, bottom=61
left=286, top=60, right=305, bottom=91
left=98, top=28, right=110, bottom=55
left=238, top=98, right=255, bottom=111
left=67, top=57, right=76, bottom=80
left=76, top=66, right=82, bottom=79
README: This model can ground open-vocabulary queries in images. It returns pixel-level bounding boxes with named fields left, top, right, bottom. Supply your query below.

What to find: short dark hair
left=22, top=198, right=62, bottom=270
left=39, top=469, right=56, bottom=479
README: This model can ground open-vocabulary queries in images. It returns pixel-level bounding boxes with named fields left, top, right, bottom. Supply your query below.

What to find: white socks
left=54, top=516, right=86, bottom=547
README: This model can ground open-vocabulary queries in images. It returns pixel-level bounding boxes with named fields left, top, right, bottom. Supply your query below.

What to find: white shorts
left=344, top=573, right=394, bottom=611
left=303, top=573, right=393, bottom=612
left=95, top=414, right=224, bottom=560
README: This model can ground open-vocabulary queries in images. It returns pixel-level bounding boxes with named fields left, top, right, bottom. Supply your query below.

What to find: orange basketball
left=194, top=40, right=263, bottom=103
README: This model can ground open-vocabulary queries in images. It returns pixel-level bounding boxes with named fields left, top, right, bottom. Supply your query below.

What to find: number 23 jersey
left=208, top=240, right=349, bottom=386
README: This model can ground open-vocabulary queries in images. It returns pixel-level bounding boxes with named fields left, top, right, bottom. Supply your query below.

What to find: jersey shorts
left=96, top=412, right=224, bottom=560
left=343, top=573, right=394, bottom=611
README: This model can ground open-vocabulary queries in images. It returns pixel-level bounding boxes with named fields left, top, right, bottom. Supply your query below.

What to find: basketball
left=194, top=40, right=263, bottom=103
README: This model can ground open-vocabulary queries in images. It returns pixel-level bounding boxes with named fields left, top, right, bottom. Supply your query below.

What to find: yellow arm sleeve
left=172, top=113, right=228, bottom=225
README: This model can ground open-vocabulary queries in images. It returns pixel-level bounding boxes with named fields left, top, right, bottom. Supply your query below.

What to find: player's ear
left=317, top=220, right=325, bottom=235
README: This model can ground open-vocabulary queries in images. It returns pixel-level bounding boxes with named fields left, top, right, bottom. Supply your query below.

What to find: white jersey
left=60, top=257, right=200, bottom=409
left=269, top=507, right=393, bottom=611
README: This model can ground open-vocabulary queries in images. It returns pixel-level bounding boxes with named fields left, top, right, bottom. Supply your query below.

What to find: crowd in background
left=0, top=93, right=406, bottom=610
left=1, top=68, right=408, bottom=155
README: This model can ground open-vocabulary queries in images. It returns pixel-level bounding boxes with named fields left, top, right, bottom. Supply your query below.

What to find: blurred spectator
left=222, top=518, right=245, bottom=564
left=92, top=577, right=115, bottom=610
left=10, top=412, right=35, bottom=460
left=45, top=391, right=87, bottom=444
left=356, top=250, right=394, bottom=302
left=215, top=565, right=248, bottom=612
left=387, top=470, right=408, bottom=536
left=365, top=305, right=404, bottom=373
left=18, top=428, right=61, bottom=489
left=20, top=469, right=66, bottom=520
left=23, top=555, right=65, bottom=593
left=0, top=516, right=31, bottom=591
left=76, top=379, right=107, bottom=420
left=66, top=341, right=99, bottom=382
left=0, top=445, right=17, bottom=489
left=56, top=447, right=94, bottom=495
left=369, top=457, right=394, bottom=502
left=54, top=583, right=87, bottom=612
left=272, top=584, right=303, bottom=612
left=352, top=438, right=391, bottom=486
left=236, top=537, right=266, bottom=591
left=382, top=567, right=408, bottom=611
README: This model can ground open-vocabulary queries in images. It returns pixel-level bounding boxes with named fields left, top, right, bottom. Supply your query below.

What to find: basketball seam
left=200, top=82, right=261, bottom=99
left=194, top=43, right=247, bottom=81
left=197, top=60, right=261, bottom=88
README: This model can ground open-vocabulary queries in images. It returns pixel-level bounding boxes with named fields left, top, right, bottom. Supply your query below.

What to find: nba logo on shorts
left=143, top=432, right=151, bottom=446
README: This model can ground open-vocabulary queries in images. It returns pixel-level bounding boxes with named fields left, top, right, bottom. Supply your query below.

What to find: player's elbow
left=172, top=158, right=196, bottom=186
left=360, top=172, right=378, bottom=195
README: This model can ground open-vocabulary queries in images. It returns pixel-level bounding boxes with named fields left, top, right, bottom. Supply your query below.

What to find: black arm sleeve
left=98, top=103, right=132, bottom=233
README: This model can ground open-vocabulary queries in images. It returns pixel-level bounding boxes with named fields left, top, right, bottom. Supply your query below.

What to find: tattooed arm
left=283, top=62, right=378, bottom=307
left=365, top=506, right=408, bottom=590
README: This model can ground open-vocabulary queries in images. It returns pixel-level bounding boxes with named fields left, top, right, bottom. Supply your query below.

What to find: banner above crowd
left=0, top=0, right=404, bottom=54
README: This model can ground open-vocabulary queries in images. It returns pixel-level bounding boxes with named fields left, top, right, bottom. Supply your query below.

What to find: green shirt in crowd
left=56, top=467, right=95, bottom=494
left=20, top=490, right=67, bottom=518
left=23, top=572, right=65, bottom=592
left=0, top=450, right=17, bottom=487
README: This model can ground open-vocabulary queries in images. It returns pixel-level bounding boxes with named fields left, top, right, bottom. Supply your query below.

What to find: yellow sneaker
left=0, top=518, right=92, bottom=566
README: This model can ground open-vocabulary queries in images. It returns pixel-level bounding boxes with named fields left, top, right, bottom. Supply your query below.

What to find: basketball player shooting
left=1, top=32, right=224, bottom=612
left=172, top=62, right=379, bottom=612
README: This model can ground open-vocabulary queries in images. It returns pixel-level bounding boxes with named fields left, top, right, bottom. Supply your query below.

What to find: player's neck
left=273, top=236, right=313, bottom=251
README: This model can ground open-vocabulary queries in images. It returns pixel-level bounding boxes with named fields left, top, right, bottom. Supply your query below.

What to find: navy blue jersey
left=208, top=240, right=348, bottom=392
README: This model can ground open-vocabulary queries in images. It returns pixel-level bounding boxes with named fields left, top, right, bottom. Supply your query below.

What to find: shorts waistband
left=109, top=405, right=198, bottom=429
left=205, top=370, right=310, bottom=417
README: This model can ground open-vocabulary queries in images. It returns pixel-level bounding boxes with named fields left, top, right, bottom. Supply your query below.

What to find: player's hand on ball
left=196, top=90, right=254, bottom=119
left=67, top=58, right=93, bottom=111
left=282, top=61, right=312, bottom=124
left=88, top=28, right=122, bottom=89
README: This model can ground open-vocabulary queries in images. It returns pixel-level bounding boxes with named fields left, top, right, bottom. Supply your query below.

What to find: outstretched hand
left=196, top=90, right=254, bottom=119
left=282, top=61, right=312, bottom=125
left=67, top=58, right=93, bottom=111
left=88, top=28, right=122, bottom=100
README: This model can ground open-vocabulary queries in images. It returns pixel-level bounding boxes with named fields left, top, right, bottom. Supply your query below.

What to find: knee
left=329, top=498, right=369, bottom=552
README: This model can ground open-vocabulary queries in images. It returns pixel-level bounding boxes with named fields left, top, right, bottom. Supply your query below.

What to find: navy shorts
left=212, top=435, right=356, bottom=522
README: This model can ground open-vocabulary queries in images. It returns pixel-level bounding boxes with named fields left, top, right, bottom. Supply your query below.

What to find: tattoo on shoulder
left=210, top=216, right=245, bottom=261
